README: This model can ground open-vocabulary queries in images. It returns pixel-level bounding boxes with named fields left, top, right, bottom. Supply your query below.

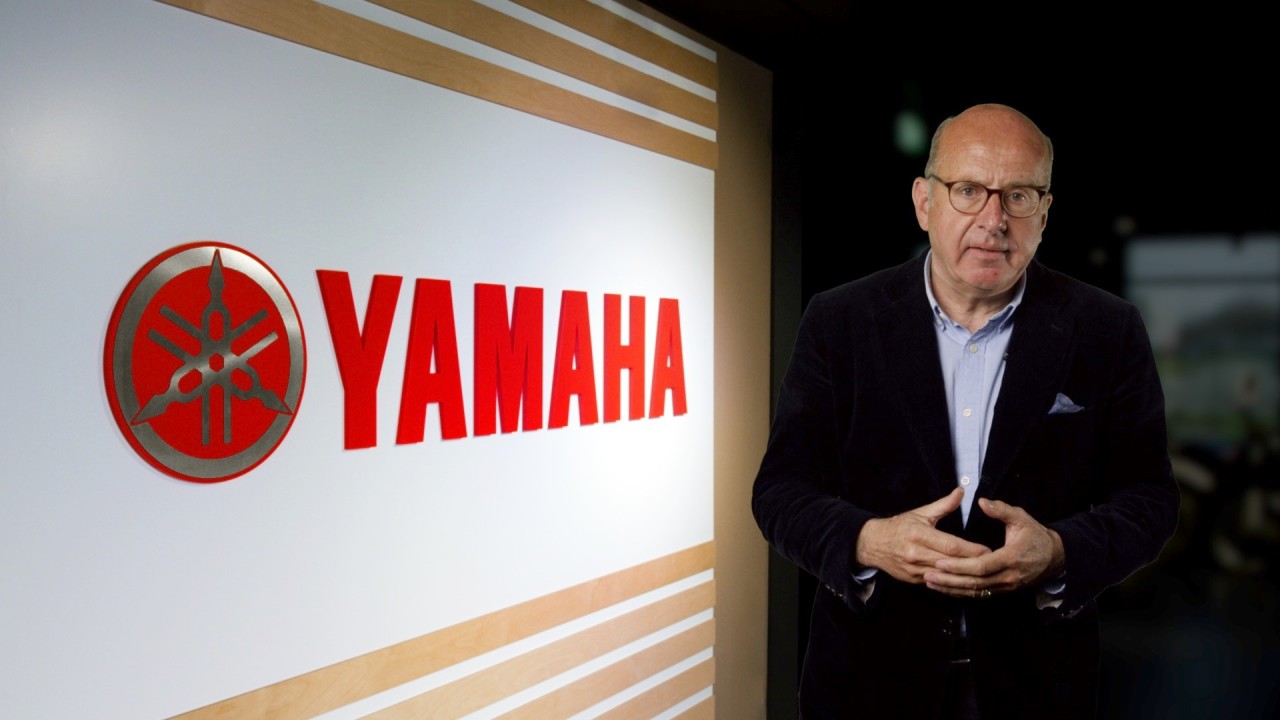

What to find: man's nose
left=976, top=192, right=1008, bottom=233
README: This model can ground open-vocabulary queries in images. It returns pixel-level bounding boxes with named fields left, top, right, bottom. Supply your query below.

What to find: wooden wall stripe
left=171, top=542, right=713, bottom=719
left=510, top=0, right=717, bottom=91
left=494, top=619, right=714, bottom=719
left=155, top=0, right=717, bottom=169
left=593, top=658, right=714, bottom=720
left=368, top=581, right=714, bottom=718
left=675, top=694, right=715, bottom=720
left=368, top=0, right=717, bottom=129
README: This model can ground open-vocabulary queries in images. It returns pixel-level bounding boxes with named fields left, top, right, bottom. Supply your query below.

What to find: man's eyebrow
left=953, top=178, right=1047, bottom=189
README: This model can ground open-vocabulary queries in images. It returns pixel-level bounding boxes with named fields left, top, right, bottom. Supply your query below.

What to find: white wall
left=0, top=1, right=715, bottom=717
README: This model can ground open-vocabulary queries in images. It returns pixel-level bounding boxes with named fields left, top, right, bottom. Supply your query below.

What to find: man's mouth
left=968, top=246, right=1007, bottom=257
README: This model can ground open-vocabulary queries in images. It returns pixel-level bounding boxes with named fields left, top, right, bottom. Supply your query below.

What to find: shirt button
left=962, top=408, right=972, bottom=417
left=968, top=343, right=979, bottom=353
left=960, top=476, right=971, bottom=486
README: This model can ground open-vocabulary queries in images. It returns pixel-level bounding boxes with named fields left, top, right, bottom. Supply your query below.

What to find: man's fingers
left=924, top=572, right=984, bottom=592
left=859, top=493, right=1003, bottom=585
left=925, top=573, right=1019, bottom=597
left=936, top=546, right=1014, bottom=577
left=901, top=523, right=990, bottom=561
left=925, top=561, right=1020, bottom=589
left=927, top=531, right=992, bottom=558
left=917, top=487, right=965, bottom=523
left=978, top=497, right=1026, bottom=524
left=899, top=542, right=977, bottom=571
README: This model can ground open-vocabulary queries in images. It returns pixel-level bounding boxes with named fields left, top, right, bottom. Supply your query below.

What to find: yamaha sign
left=105, top=243, right=688, bottom=483
left=104, top=243, right=306, bottom=483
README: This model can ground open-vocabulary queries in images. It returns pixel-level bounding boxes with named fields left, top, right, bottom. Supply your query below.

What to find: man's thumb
left=979, top=498, right=1017, bottom=522
left=920, top=487, right=964, bottom=523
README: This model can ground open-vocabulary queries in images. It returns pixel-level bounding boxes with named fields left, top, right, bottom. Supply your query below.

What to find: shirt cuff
left=1036, top=572, right=1066, bottom=610
left=852, top=566, right=878, bottom=604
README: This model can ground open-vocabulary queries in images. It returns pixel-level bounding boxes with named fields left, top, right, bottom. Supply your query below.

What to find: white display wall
left=0, top=1, right=716, bottom=717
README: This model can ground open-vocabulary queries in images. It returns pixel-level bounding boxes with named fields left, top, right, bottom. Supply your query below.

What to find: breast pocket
left=1031, top=405, right=1095, bottom=456
left=1012, top=408, right=1098, bottom=515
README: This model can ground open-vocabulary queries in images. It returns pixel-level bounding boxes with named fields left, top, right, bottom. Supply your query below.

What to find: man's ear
left=912, top=177, right=931, bottom=231
left=1038, top=193, right=1053, bottom=231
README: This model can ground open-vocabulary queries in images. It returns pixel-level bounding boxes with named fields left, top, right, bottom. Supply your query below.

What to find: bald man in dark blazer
left=752, top=105, right=1178, bottom=719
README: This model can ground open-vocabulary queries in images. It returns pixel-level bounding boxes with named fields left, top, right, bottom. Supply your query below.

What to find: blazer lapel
left=978, top=262, right=1075, bottom=499
left=872, top=258, right=960, bottom=532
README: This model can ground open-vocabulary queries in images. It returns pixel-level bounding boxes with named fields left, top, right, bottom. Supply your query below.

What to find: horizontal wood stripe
left=509, top=0, right=717, bottom=90
left=593, top=658, right=714, bottom=720
left=170, top=542, right=713, bottom=719
left=366, top=581, right=714, bottom=718
left=674, top=694, right=715, bottom=720
left=369, top=0, right=716, bottom=129
left=154, top=0, right=716, bottom=169
left=495, top=619, right=714, bottom=719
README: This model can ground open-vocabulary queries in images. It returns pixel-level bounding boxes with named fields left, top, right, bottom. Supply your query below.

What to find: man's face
left=912, top=109, right=1052, bottom=302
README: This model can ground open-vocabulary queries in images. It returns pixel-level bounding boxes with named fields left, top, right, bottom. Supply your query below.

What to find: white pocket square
left=1049, top=393, right=1084, bottom=414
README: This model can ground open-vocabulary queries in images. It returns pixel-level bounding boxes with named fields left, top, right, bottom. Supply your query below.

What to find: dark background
left=642, top=2, right=1280, bottom=718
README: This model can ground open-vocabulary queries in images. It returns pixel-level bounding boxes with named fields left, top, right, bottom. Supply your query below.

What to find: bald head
left=924, top=104, right=1054, bottom=188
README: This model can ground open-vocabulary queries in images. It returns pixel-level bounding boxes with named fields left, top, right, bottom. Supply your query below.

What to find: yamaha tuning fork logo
left=104, top=243, right=306, bottom=483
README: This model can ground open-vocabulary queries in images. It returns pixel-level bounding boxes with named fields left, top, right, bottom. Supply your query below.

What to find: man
left=752, top=104, right=1178, bottom=718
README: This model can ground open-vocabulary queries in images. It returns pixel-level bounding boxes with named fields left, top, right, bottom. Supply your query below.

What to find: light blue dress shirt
left=922, top=251, right=1022, bottom=525
left=851, top=253, right=1063, bottom=607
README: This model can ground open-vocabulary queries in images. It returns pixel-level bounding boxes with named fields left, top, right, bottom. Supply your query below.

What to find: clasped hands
left=854, top=487, right=1065, bottom=599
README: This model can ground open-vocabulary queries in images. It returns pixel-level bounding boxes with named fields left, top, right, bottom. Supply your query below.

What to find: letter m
left=474, top=284, right=544, bottom=435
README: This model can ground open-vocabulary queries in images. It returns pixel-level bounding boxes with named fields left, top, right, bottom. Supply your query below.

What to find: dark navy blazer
left=753, top=255, right=1178, bottom=719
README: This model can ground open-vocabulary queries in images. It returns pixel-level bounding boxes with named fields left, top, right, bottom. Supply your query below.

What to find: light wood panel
left=367, top=582, right=714, bottom=718
left=171, top=542, right=713, bottom=719
left=593, top=658, right=714, bottom=720
left=495, top=620, right=714, bottom=719
left=674, top=695, right=715, bottom=720
left=369, top=0, right=716, bottom=128
left=709, top=45, right=773, bottom=720
left=155, top=0, right=716, bottom=168
left=510, top=0, right=717, bottom=90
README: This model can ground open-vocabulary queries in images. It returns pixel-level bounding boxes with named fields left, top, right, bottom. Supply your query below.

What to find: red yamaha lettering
left=604, top=294, right=645, bottom=423
left=549, top=290, right=599, bottom=429
left=650, top=298, right=688, bottom=418
left=475, top=284, right=544, bottom=436
left=317, top=271, right=401, bottom=450
left=315, top=273, right=689, bottom=449
left=397, top=279, right=467, bottom=443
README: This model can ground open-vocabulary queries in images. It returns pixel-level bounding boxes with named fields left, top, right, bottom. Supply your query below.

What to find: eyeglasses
left=928, top=175, right=1050, bottom=219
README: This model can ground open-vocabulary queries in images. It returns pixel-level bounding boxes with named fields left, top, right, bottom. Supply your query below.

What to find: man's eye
left=1007, top=190, right=1028, bottom=204
left=955, top=184, right=980, bottom=198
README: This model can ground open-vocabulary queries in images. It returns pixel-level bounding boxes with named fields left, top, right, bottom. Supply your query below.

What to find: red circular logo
left=104, top=243, right=306, bottom=482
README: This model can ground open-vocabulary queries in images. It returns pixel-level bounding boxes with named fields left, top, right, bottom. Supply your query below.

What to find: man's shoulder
left=808, top=255, right=923, bottom=313
left=1026, top=261, right=1137, bottom=321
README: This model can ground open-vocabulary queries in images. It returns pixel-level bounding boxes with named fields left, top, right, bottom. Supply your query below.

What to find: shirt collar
left=923, top=250, right=1026, bottom=333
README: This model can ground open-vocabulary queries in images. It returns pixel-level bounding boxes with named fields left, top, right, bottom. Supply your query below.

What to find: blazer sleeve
left=1046, top=302, right=1179, bottom=619
left=752, top=292, right=879, bottom=611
